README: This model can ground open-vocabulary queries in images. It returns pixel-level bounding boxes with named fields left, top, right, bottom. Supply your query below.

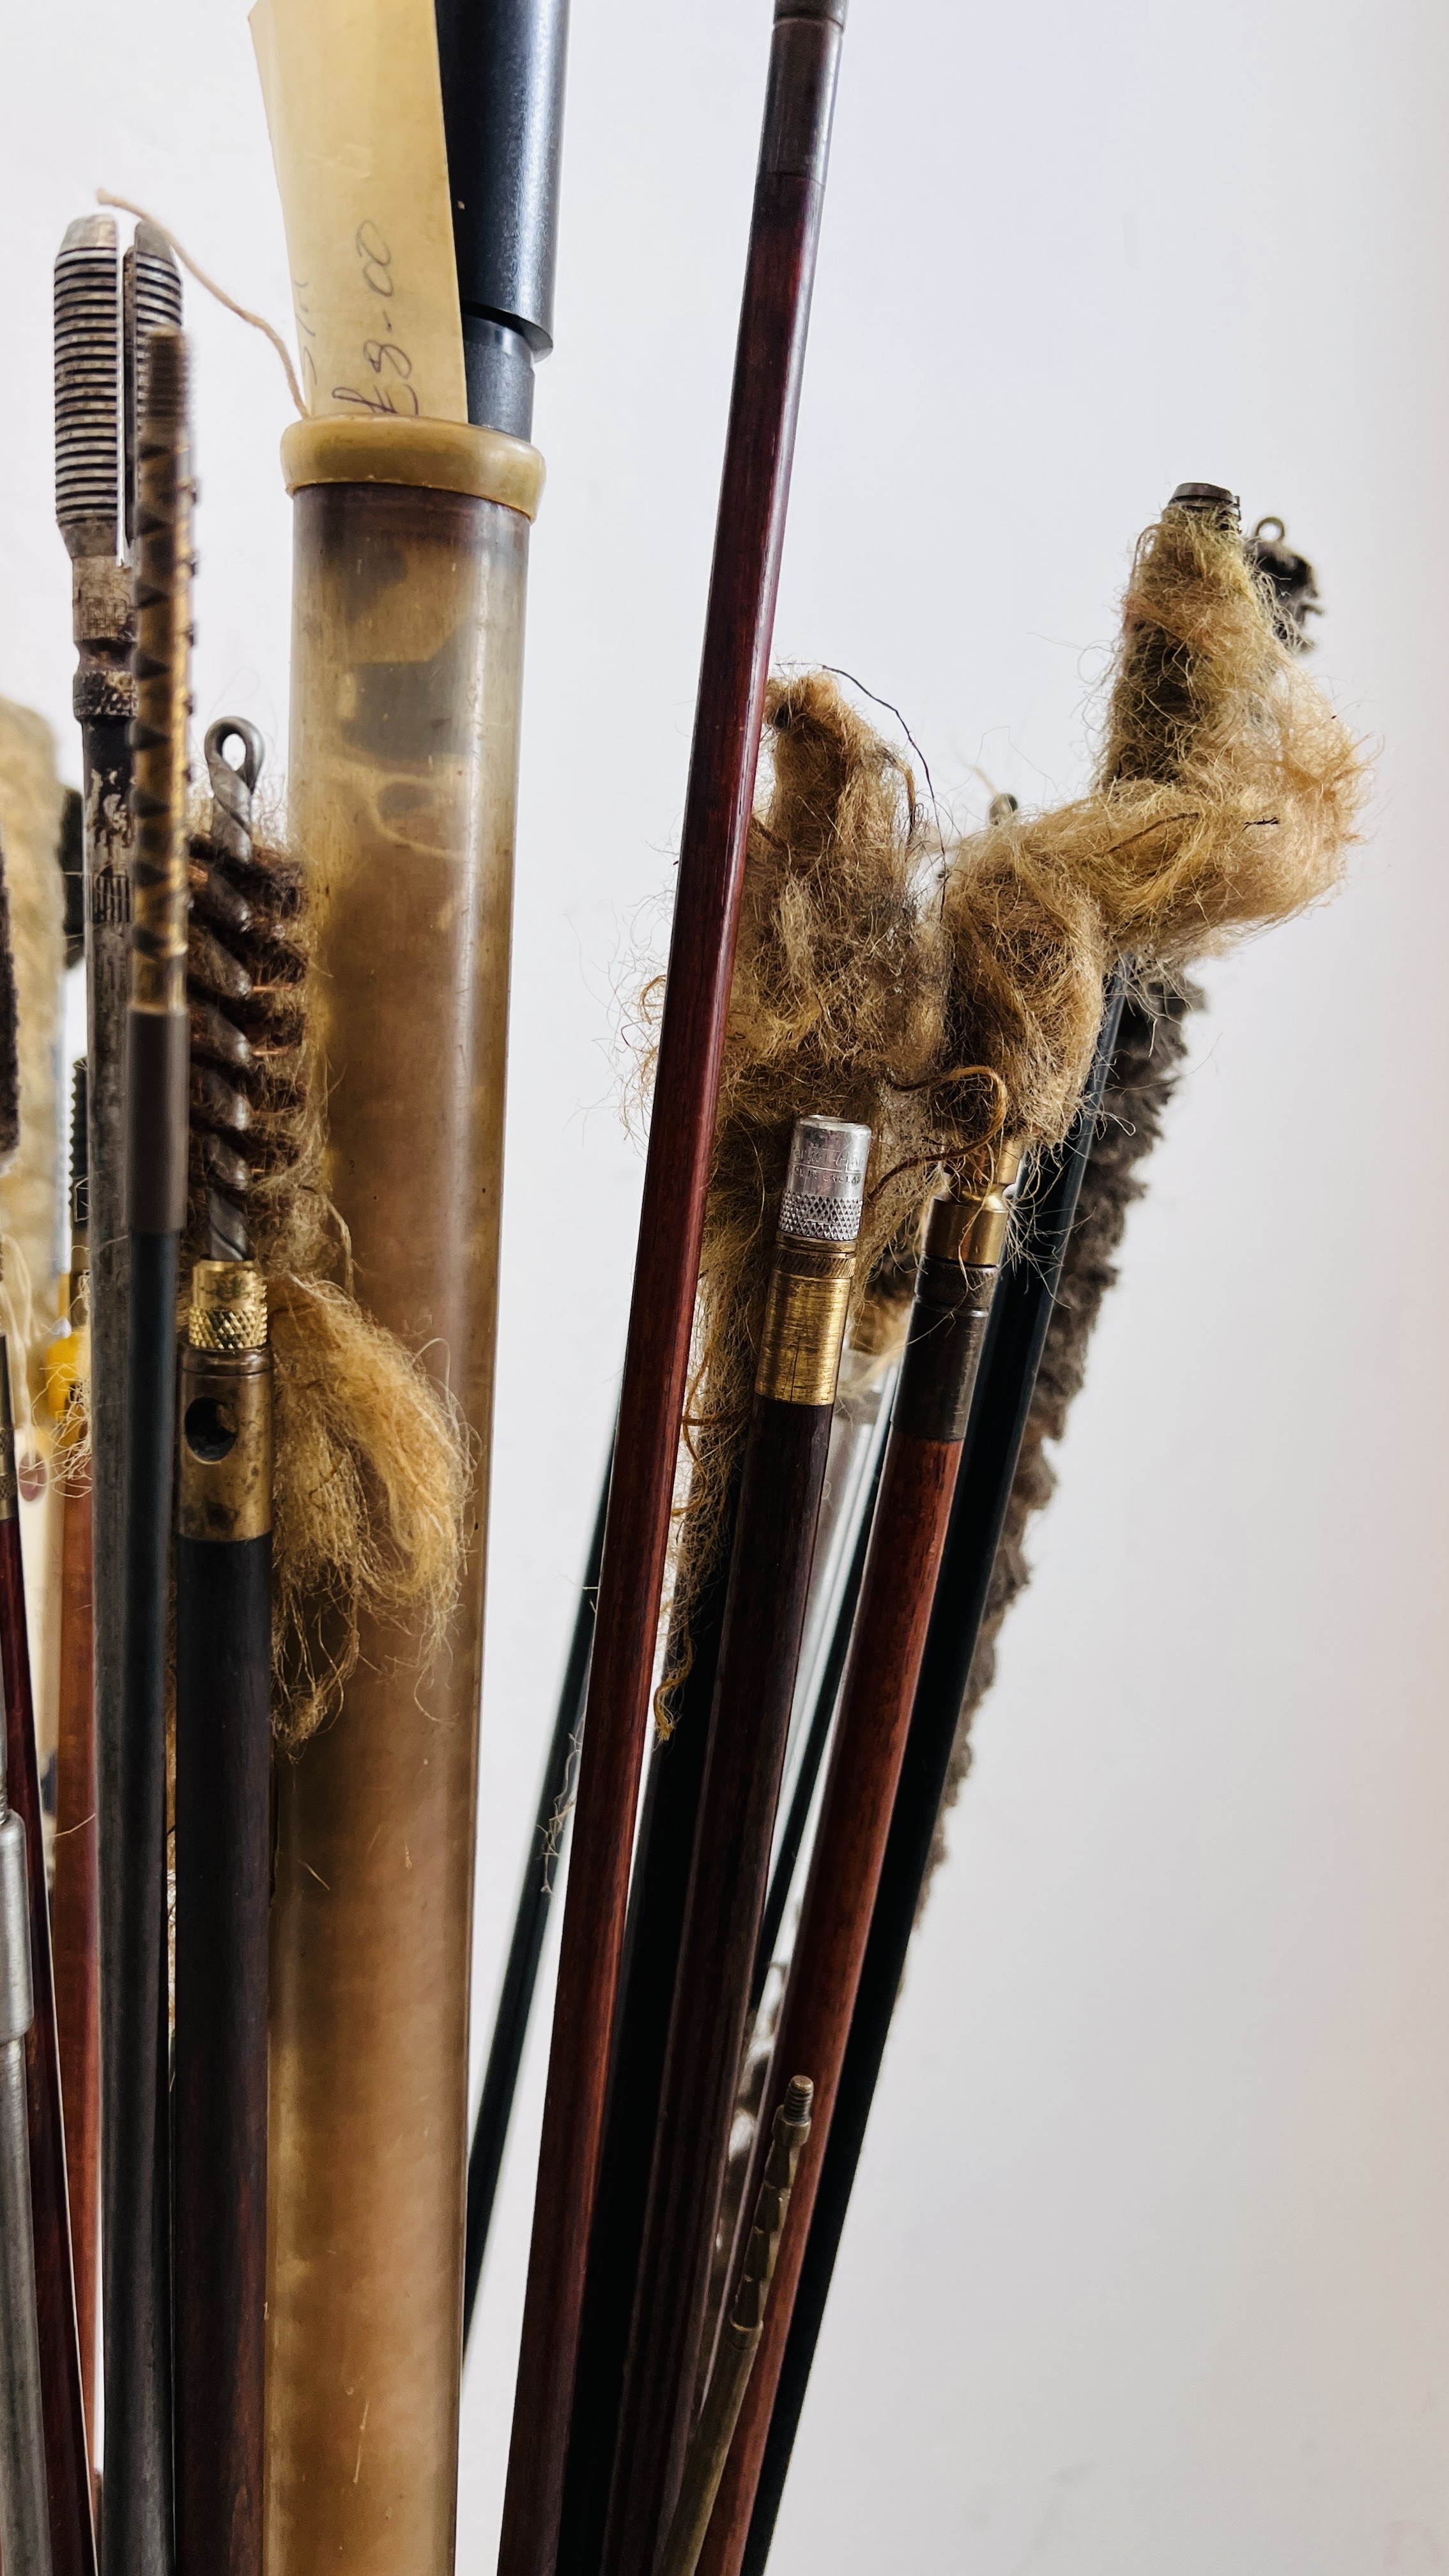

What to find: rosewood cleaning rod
left=695, top=1146, right=1022, bottom=2576
left=735, top=986, right=1127, bottom=2576
left=556, top=1459, right=744, bottom=2575
left=497, top=11, right=848, bottom=2568
left=601, top=1117, right=870, bottom=2576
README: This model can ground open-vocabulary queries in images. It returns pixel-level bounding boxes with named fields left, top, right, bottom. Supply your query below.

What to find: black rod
left=462, top=1453, right=609, bottom=2343
left=434, top=0, right=571, bottom=437
left=740, top=975, right=1127, bottom=2575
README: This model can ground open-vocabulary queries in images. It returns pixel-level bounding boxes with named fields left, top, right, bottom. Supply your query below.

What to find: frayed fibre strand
left=649, top=500, right=1363, bottom=1690
left=183, top=799, right=468, bottom=1750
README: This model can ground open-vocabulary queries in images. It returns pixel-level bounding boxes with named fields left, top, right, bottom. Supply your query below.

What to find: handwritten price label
left=250, top=0, right=466, bottom=426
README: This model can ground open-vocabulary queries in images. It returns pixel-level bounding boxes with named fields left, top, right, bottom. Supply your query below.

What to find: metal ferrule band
left=893, top=1258, right=997, bottom=1445
left=755, top=1241, right=855, bottom=1408
left=178, top=1344, right=273, bottom=1543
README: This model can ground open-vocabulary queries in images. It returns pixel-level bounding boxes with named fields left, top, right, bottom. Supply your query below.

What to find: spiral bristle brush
left=188, top=721, right=307, bottom=1266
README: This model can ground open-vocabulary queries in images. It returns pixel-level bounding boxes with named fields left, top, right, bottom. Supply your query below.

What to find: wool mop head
left=185, top=768, right=469, bottom=1749
left=648, top=494, right=1365, bottom=1690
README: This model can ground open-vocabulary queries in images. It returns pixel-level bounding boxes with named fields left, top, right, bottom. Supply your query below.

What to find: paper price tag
left=250, top=0, right=467, bottom=426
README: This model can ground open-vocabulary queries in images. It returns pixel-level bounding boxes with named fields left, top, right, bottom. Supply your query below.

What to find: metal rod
left=0, top=1797, right=51, bottom=2576
left=108, top=323, right=193, bottom=2576
left=54, top=222, right=181, bottom=2576
left=749, top=1422, right=885, bottom=2016
left=498, top=13, right=848, bottom=2563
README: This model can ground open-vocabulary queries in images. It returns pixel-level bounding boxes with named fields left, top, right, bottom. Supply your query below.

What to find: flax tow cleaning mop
left=249, top=1, right=567, bottom=2564
left=714, top=491, right=1365, bottom=2576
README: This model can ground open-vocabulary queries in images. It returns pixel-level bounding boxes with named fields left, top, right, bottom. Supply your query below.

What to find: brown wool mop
left=696, top=500, right=1364, bottom=2576
left=921, top=514, right=1331, bottom=1899
left=648, top=496, right=1360, bottom=1687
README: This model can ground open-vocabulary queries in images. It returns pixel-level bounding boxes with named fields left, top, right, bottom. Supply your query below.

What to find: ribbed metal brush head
left=54, top=214, right=121, bottom=562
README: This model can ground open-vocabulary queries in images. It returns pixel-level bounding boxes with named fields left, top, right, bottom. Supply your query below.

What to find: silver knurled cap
left=779, top=1116, right=871, bottom=1246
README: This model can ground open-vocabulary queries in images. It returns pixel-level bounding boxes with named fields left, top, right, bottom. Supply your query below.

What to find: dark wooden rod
left=696, top=1205, right=1006, bottom=2576
left=736, top=989, right=1127, bottom=2575
left=173, top=1526, right=271, bottom=2576
left=556, top=1466, right=741, bottom=2576
left=496, top=12, right=847, bottom=2570
left=601, top=1392, right=835, bottom=2576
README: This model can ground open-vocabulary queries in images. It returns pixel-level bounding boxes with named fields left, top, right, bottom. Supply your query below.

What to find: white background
left=3, top=1, right=1446, bottom=2568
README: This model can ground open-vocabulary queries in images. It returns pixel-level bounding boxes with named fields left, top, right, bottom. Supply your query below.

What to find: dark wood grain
left=733, top=996, right=1128, bottom=2576
left=694, top=1431, right=962, bottom=2576
left=52, top=1472, right=99, bottom=2459
left=601, top=1394, right=834, bottom=2576
left=695, top=1257, right=996, bottom=2576
left=496, top=16, right=847, bottom=2573
left=174, top=1531, right=272, bottom=2576
left=556, top=1469, right=740, bottom=2576
left=0, top=1504, right=96, bottom=2576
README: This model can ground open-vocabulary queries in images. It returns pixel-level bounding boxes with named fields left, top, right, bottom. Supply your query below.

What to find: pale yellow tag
left=249, top=0, right=467, bottom=425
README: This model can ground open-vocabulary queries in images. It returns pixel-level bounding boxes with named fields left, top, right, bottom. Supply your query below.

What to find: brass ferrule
left=128, top=327, right=192, bottom=1018
left=926, top=1137, right=1025, bottom=1269
left=188, top=1259, right=267, bottom=1354
left=180, top=1261, right=271, bottom=1542
left=755, top=1115, right=870, bottom=1406
left=178, top=1345, right=273, bottom=1543
left=755, top=1243, right=856, bottom=1408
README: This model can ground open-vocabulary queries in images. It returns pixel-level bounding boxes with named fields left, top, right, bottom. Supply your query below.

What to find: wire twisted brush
left=181, top=726, right=466, bottom=1751
left=188, top=722, right=308, bottom=1273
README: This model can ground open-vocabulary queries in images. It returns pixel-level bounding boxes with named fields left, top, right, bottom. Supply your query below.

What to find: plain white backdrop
left=3, top=1, right=1446, bottom=2568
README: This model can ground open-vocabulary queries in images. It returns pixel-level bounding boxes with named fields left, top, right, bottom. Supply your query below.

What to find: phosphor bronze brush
left=188, top=722, right=307, bottom=1269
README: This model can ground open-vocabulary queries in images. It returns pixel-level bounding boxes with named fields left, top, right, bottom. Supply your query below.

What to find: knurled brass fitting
left=188, top=1259, right=268, bottom=1354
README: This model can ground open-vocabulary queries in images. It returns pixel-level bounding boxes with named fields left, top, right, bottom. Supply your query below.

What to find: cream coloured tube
left=266, top=415, right=542, bottom=2576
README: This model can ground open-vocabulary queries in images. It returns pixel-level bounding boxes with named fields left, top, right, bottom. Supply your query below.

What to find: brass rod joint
left=755, top=1119, right=870, bottom=1407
